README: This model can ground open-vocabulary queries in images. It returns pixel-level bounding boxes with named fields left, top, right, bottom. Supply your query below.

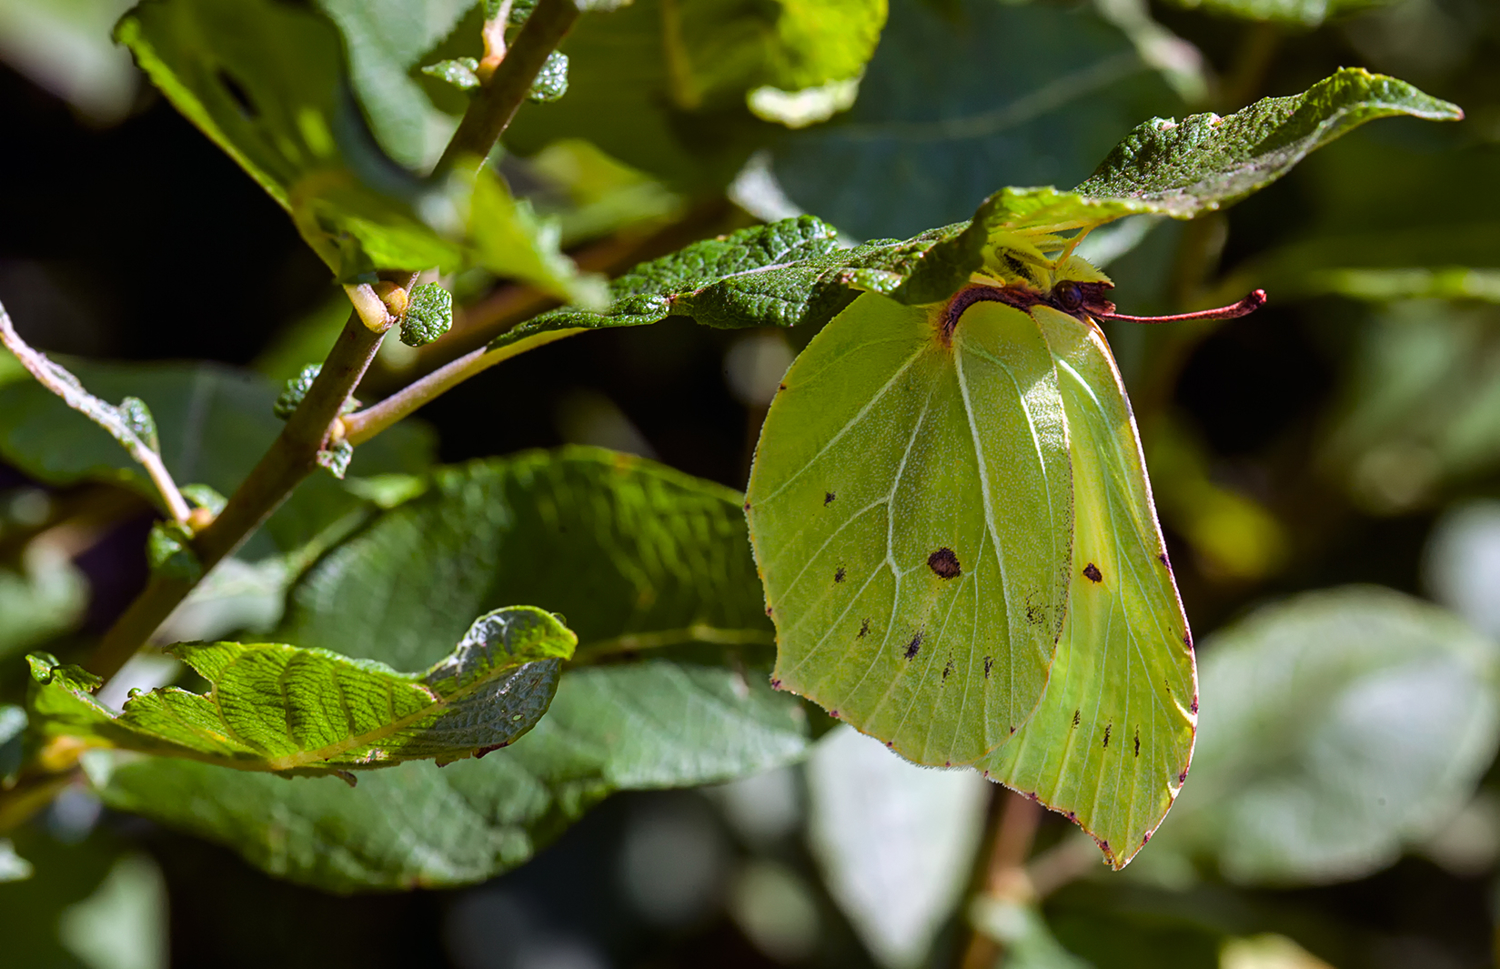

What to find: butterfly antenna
left=1098, top=289, right=1267, bottom=324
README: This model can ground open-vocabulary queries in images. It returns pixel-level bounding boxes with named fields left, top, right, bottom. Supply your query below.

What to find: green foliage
left=1073, top=68, right=1461, bottom=216
left=399, top=282, right=455, bottom=347
left=768, top=0, right=1186, bottom=240
left=529, top=50, right=568, bottom=102
left=117, top=0, right=592, bottom=298
left=503, top=0, right=888, bottom=188
left=1141, top=587, right=1500, bottom=885
left=28, top=605, right=576, bottom=774
left=0, top=360, right=433, bottom=555
left=145, top=521, right=201, bottom=582
left=1161, top=0, right=1398, bottom=28
left=91, top=448, right=808, bottom=890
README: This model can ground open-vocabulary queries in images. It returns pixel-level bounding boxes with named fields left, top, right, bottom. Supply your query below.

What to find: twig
left=343, top=327, right=582, bottom=445
left=86, top=307, right=386, bottom=681
left=435, top=0, right=583, bottom=173
left=0, top=302, right=192, bottom=524
left=959, top=790, right=1043, bottom=969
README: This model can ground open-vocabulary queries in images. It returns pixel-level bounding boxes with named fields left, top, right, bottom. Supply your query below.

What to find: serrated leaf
left=92, top=448, right=808, bottom=891
left=770, top=0, right=1185, bottom=241
left=28, top=606, right=576, bottom=774
left=400, top=282, right=455, bottom=347
left=977, top=307, right=1194, bottom=871
left=746, top=291, right=1073, bottom=767
left=1137, top=587, right=1500, bottom=886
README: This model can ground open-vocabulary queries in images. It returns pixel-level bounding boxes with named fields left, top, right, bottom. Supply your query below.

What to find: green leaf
left=0, top=360, right=434, bottom=556
left=93, top=448, right=809, bottom=890
left=504, top=0, right=886, bottom=190
left=311, top=0, right=475, bottom=169
left=28, top=606, right=576, bottom=775
left=977, top=306, right=1194, bottom=871
left=769, top=0, right=1185, bottom=240
left=529, top=50, right=569, bottom=103
left=746, top=291, right=1073, bottom=766
left=99, top=660, right=804, bottom=891
left=0, top=548, right=87, bottom=669
left=1073, top=67, right=1462, bottom=218
left=1137, top=587, right=1500, bottom=885
left=0, top=840, right=30, bottom=883
left=399, top=282, right=455, bottom=347
left=1161, top=0, right=1397, bottom=28
left=279, top=447, right=773, bottom=667
left=119, top=0, right=591, bottom=297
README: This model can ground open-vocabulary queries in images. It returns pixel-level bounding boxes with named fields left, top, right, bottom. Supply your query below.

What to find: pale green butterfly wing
left=746, top=293, right=1072, bottom=766
left=979, top=305, right=1196, bottom=869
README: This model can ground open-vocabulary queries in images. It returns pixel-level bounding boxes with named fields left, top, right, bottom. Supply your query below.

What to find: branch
left=342, top=327, right=582, bottom=445
left=87, top=307, right=386, bottom=681
left=959, top=790, right=1043, bottom=969
left=435, top=0, right=583, bottom=174
left=0, top=302, right=192, bottom=525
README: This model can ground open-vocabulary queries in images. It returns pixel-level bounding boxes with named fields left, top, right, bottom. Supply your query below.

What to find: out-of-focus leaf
left=504, top=0, right=887, bottom=190
left=1138, top=587, right=1500, bottom=885
left=0, top=825, right=130, bottom=966
left=311, top=0, right=474, bottom=170
left=1319, top=301, right=1500, bottom=514
left=1161, top=0, right=1398, bottom=28
left=0, top=704, right=24, bottom=780
left=769, top=0, right=1184, bottom=241
left=119, top=0, right=591, bottom=297
left=1215, top=135, right=1499, bottom=305
left=58, top=853, right=168, bottom=969
left=1424, top=500, right=1500, bottom=641
left=970, top=897, right=1093, bottom=969
left=0, top=546, right=87, bottom=664
left=806, top=726, right=990, bottom=969
left=0, top=0, right=140, bottom=124
left=29, top=606, right=575, bottom=775
left=0, top=840, right=29, bottom=883
left=0, top=360, right=434, bottom=556
left=96, top=448, right=808, bottom=891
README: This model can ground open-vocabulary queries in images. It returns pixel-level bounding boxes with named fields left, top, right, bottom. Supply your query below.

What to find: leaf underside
left=29, top=606, right=576, bottom=775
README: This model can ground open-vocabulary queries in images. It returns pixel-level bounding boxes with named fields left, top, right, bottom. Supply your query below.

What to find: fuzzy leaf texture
left=27, top=607, right=576, bottom=775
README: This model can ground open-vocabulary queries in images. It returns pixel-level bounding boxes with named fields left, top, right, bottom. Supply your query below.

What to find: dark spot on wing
left=1102, top=724, right=1112, bottom=749
left=834, top=567, right=846, bottom=583
left=1190, top=695, right=1199, bottom=715
left=942, top=657, right=954, bottom=680
left=1083, top=563, right=1103, bottom=583
left=743, top=500, right=750, bottom=511
left=1133, top=730, right=1140, bottom=758
left=1009, top=725, right=1016, bottom=734
left=778, top=383, right=787, bottom=391
left=824, top=491, right=836, bottom=506
left=770, top=678, right=782, bottom=689
left=1184, top=630, right=1194, bottom=650
left=983, top=656, right=993, bottom=678
left=1178, top=768, right=1189, bottom=785
left=766, top=605, right=773, bottom=616
left=1143, top=831, right=1152, bottom=843
left=1157, top=551, right=1171, bottom=569
left=1025, top=593, right=1045, bottom=625
left=1071, top=709, right=1080, bottom=727
left=904, top=631, right=922, bottom=659
left=928, top=547, right=961, bottom=578
left=857, top=618, right=870, bottom=638
left=829, top=709, right=840, bottom=719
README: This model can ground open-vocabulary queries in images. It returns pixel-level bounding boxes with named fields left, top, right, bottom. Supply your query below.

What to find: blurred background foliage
left=1, top=0, right=1500, bottom=966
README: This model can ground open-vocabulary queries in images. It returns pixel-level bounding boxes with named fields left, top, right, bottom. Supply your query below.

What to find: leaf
left=768, top=0, right=1185, bottom=241
left=29, top=606, right=576, bottom=775
left=746, top=291, right=1073, bottom=766
left=806, top=725, right=990, bottom=969
left=0, top=547, right=88, bottom=668
left=1072, top=67, right=1462, bottom=218
left=977, top=307, right=1195, bottom=871
left=1137, top=587, right=1500, bottom=885
left=91, top=448, right=809, bottom=890
left=0, top=841, right=30, bottom=883
left=503, top=0, right=886, bottom=190
left=99, top=660, right=805, bottom=891
left=1160, top=0, right=1398, bottom=28
left=119, top=0, right=590, bottom=296
left=0, top=360, right=434, bottom=556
